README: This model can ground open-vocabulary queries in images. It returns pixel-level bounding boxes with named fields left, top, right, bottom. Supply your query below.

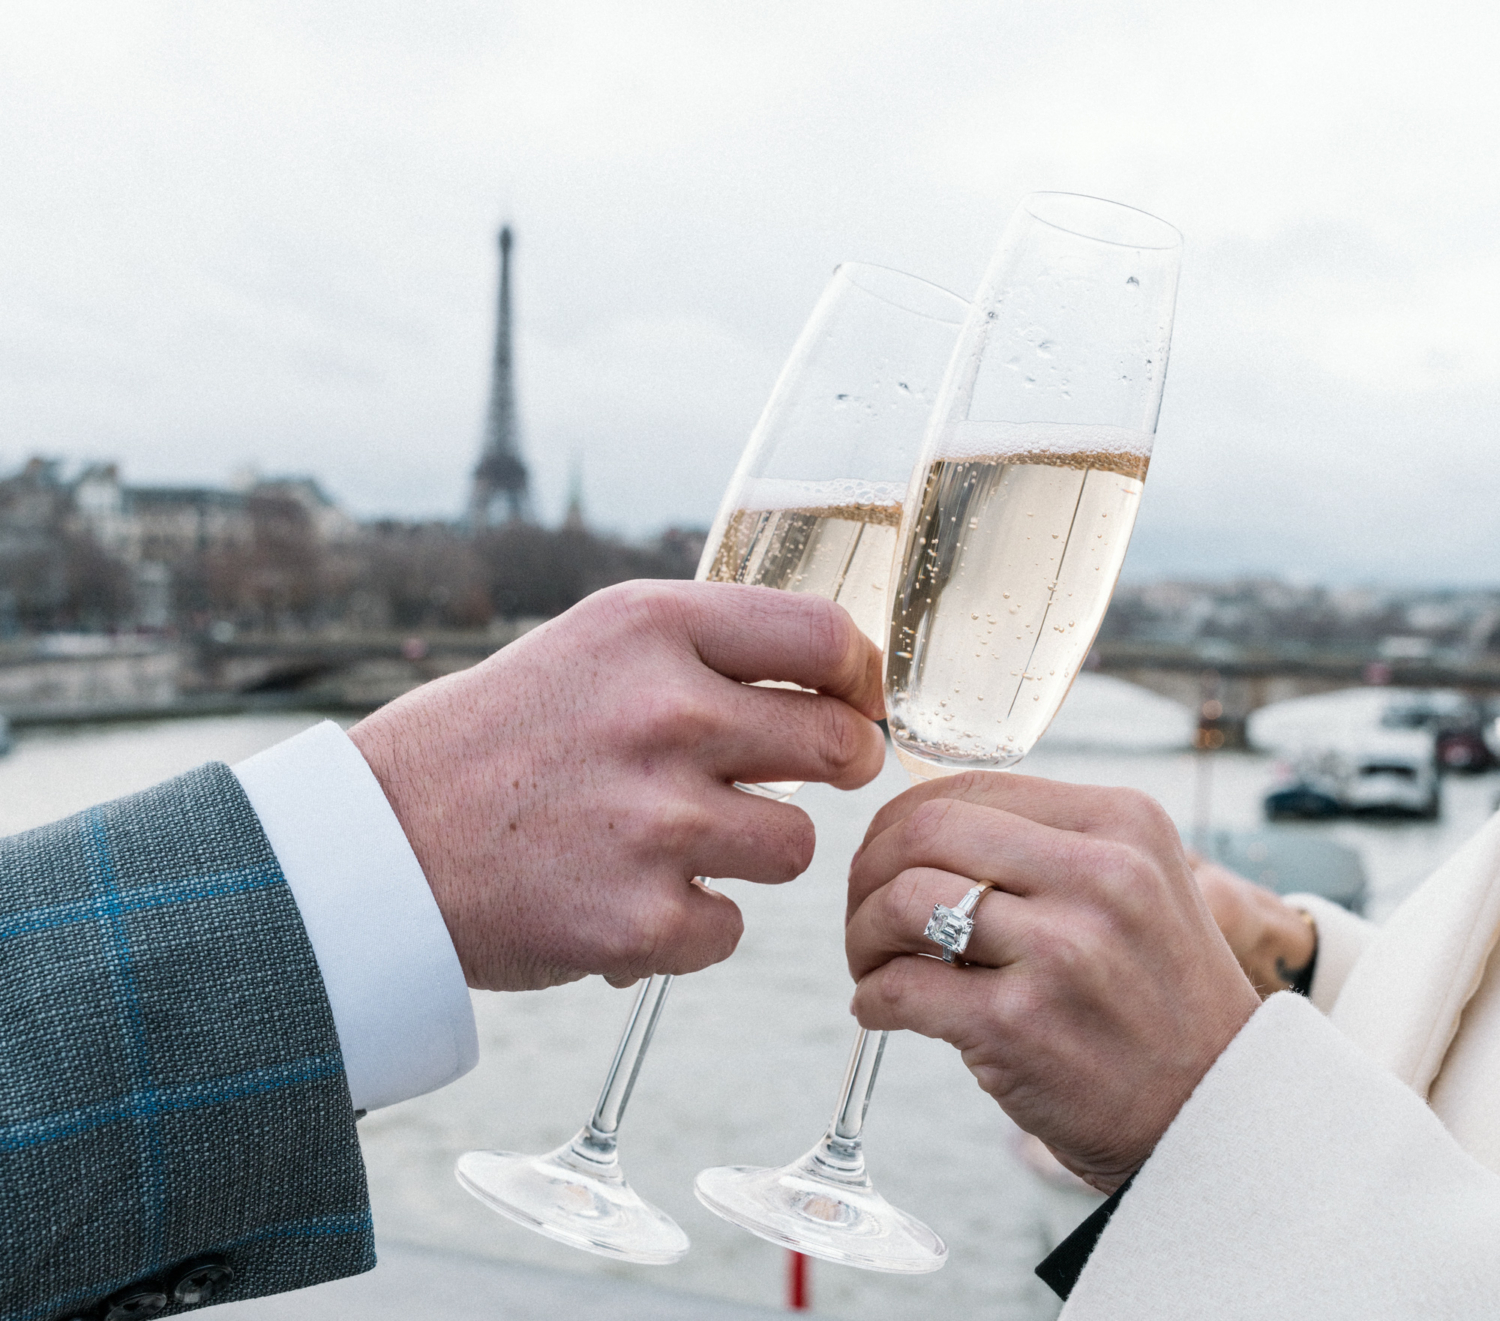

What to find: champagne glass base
left=456, top=1128, right=689, bottom=1265
left=694, top=1143, right=947, bottom=1274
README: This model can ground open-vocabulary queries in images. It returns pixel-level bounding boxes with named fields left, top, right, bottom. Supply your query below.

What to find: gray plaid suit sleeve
left=0, top=762, right=374, bottom=1321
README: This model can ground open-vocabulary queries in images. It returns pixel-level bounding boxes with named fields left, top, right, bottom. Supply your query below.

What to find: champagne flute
left=695, top=193, right=1181, bottom=1273
left=456, top=262, right=967, bottom=1264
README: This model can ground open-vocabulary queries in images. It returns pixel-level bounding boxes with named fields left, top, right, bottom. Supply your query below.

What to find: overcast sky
left=3, top=1, right=1500, bottom=583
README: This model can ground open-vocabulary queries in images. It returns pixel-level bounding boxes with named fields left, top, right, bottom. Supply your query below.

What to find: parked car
left=1436, top=724, right=1493, bottom=773
left=1343, top=728, right=1441, bottom=818
left=1385, top=693, right=1495, bottom=774
left=1263, top=728, right=1440, bottom=821
left=1264, top=762, right=1343, bottom=820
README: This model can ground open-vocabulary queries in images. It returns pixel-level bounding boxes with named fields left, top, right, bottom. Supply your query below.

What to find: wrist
left=1250, top=905, right=1316, bottom=995
left=348, top=697, right=475, bottom=973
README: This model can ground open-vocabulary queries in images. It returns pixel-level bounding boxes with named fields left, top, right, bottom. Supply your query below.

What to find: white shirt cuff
left=232, top=720, right=478, bottom=1112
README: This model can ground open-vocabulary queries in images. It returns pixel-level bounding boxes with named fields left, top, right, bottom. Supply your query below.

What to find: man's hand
left=844, top=773, right=1260, bottom=1194
left=351, top=580, right=885, bottom=992
left=1189, top=855, right=1317, bottom=997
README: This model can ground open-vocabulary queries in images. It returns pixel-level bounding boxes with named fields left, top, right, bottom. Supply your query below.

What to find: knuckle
left=1079, top=836, right=1141, bottom=893
left=616, top=891, right=688, bottom=969
left=621, top=577, right=687, bottom=609
left=812, top=700, right=864, bottom=776
left=962, top=1057, right=1006, bottom=1100
left=876, top=971, right=906, bottom=1007
left=655, top=689, right=722, bottom=745
left=599, top=579, right=692, bottom=641
left=981, top=976, right=1030, bottom=1040
left=1027, top=919, right=1099, bottom=978
left=1105, top=786, right=1175, bottom=841
left=862, top=788, right=919, bottom=846
left=904, top=797, right=957, bottom=853
left=868, top=964, right=913, bottom=1017
left=1113, top=786, right=1156, bottom=815
left=884, top=868, right=932, bottom=929
left=635, top=794, right=711, bottom=855
left=800, top=595, right=851, bottom=674
left=1128, top=788, right=1173, bottom=834
left=1116, top=843, right=1161, bottom=898
left=598, top=902, right=656, bottom=969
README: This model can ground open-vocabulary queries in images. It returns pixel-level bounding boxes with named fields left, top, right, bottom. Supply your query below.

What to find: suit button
left=102, top=1282, right=168, bottom=1321
left=170, top=1255, right=234, bottom=1305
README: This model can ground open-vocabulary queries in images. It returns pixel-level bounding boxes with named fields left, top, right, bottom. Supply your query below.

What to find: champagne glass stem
left=832, top=1028, right=885, bottom=1144
left=584, top=973, right=675, bottom=1154
left=455, top=960, right=689, bottom=1263
left=814, top=1028, right=886, bottom=1177
left=694, top=1023, right=944, bottom=1272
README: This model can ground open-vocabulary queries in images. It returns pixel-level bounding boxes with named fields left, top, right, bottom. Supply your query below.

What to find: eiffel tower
left=467, top=226, right=531, bottom=528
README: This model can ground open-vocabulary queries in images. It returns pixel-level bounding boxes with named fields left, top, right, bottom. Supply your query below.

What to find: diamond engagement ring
left=924, top=883, right=995, bottom=964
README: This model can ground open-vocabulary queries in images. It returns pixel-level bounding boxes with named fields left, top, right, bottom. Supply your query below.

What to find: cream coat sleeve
left=1067, top=810, right=1500, bottom=1317
left=1061, top=994, right=1500, bottom=1321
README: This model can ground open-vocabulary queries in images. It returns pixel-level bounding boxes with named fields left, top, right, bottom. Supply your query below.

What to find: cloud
left=1, top=0, right=1499, bottom=583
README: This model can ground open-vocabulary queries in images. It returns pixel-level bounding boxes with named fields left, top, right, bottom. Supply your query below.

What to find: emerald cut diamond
left=924, top=904, right=974, bottom=955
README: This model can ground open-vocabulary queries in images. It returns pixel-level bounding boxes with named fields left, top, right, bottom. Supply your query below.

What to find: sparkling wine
left=701, top=479, right=905, bottom=646
left=886, top=423, right=1151, bottom=771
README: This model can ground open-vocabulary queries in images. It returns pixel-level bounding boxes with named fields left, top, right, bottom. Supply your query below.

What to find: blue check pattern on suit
left=0, top=763, right=373, bottom=1320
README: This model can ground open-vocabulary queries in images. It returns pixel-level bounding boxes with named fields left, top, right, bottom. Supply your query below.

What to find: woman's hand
left=844, top=772, right=1260, bottom=1194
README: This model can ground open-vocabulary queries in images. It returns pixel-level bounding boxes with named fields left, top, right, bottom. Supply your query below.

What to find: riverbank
left=0, top=624, right=540, bottom=725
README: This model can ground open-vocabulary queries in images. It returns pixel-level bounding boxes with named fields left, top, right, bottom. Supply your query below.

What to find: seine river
left=6, top=679, right=1496, bottom=1320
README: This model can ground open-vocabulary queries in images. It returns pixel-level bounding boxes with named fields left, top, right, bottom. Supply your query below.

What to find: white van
left=1342, top=727, right=1441, bottom=818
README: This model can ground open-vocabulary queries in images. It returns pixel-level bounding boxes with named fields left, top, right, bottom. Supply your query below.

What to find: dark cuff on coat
left=1287, top=940, right=1318, bottom=997
left=1035, top=1172, right=1136, bottom=1301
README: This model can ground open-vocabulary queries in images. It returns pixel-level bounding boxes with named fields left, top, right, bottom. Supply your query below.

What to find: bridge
left=1092, top=639, right=1500, bottom=746
left=6, top=628, right=1500, bottom=735
left=212, top=633, right=1500, bottom=731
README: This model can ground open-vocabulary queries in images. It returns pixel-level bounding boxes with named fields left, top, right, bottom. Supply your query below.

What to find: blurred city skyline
left=3, top=1, right=1500, bottom=582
